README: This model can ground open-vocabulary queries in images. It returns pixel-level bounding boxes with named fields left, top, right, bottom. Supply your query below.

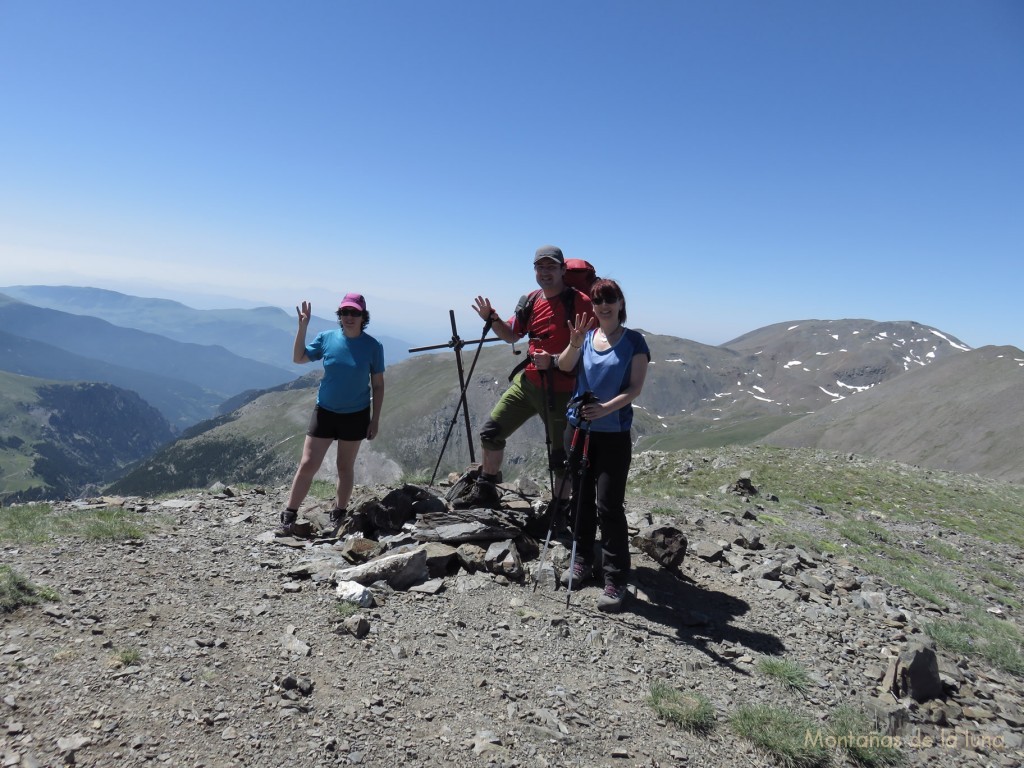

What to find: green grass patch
left=0, top=565, right=59, bottom=612
left=825, top=705, right=905, bottom=766
left=926, top=613, right=1024, bottom=675
left=646, top=680, right=715, bottom=733
left=730, top=704, right=830, bottom=768
left=0, top=504, right=149, bottom=543
left=922, top=538, right=962, bottom=561
left=924, top=620, right=975, bottom=655
left=757, top=657, right=813, bottom=694
left=69, top=508, right=146, bottom=540
left=115, top=647, right=142, bottom=667
left=765, top=528, right=841, bottom=557
left=837, top=518, right=893, bottom=547
left=628, top=446, right=1024, bottom=549
left=0, top=504, right=54, bottom=543
left=649, top=505, right=683, bottom=518
left=335, top=601, right=360, bottom=619
left=309, top=480, right=337, bottom=500
left=980, top=569, right=1016, bottom=593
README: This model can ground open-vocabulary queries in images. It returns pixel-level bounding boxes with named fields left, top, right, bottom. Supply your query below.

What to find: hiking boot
left=597, top=582, right=628, bottom=613
left=451, top=478, right=502, bottom=510
left=559, top=558, right=593, bottom=588
left=276, top=509, right=298, bottom=537
left=322, top=507, right=346, bottom=538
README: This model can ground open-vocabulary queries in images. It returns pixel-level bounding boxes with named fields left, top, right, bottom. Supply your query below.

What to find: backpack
left=564, top=258, right=597, bottom=293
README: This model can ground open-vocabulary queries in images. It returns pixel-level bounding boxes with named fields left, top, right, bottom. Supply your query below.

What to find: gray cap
left=533, top=245, right=564, bottom=265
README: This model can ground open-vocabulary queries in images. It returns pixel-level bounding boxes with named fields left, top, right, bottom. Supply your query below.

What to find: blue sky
left=1, top=1, right=1022, bottom=351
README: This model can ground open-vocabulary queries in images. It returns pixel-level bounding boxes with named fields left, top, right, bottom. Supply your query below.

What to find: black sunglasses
left=339, top=308, right=363, bottom=317
left=591, top=294, right=619, bottom=305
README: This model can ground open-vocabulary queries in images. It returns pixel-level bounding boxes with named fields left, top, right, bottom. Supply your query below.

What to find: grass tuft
left=309, top=480, right=338, bottom=500
left=646, top=680, right=715, bottom=733
left=0, top=565, right=59, bottom=612
left=113, top=647, right=143, bottom=667
left=730, top=704, right=830, bottom=768
left=757, top=657, right=813, bottom=694
left=827, top=706, right=905, bottom=766
left=0, top=504, right=54, bottom=543
left=0, top=505, right=148, bottom=543
left=71, top=508, right=146, bottom=540
left=335, top=601, right=360, bottom=619
left=926, top=614, right=1024, bottom=675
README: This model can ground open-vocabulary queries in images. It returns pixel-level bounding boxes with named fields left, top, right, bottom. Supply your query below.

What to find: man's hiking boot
left=559, top=558, right=593, bottom=588
left=451, top=478, right=502, bottom=510
left=597, top=582, right=628, bottom=613
left=276, top=509, right=298, bottom=537
left=322, top=507, right=346, bottom=538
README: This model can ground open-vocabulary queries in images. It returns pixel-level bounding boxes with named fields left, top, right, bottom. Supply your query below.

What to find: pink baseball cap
left=339, top=293, right=366, bottom=312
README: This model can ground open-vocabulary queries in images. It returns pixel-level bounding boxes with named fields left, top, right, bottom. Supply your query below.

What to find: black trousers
left=563, top=424, right=632, bottom=587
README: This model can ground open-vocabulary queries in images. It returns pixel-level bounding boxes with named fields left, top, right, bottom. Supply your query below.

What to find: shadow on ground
left=620, top=564, right=786, bottom=673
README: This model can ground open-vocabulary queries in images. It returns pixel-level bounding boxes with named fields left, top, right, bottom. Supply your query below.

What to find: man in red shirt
left=461, top=245, right=593, bottom=510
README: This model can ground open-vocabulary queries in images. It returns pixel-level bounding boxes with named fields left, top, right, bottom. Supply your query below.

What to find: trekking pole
left=532, top=425, right=578, bottom=592
left=538, top=368, right=558, bottom=505
left=408, top=311, right=501, bottom=486
left=565, top=419, right=592, bottom=607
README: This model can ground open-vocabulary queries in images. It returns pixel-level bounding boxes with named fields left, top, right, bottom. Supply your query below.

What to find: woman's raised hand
left=296, top=301, right=312, bottom=325
left=567, top=312, right=595, bottom=349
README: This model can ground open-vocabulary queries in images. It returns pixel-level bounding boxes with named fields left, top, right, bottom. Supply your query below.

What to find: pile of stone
left=262, top=472, right=690, bottom=605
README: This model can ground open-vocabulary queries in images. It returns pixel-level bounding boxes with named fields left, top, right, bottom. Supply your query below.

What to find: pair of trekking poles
left=415, top=313, right=593, bottom=606
left=534, top=384, right=597, bottom=606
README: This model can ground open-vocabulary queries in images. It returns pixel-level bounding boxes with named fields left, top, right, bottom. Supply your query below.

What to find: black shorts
left=306, top=405, right=371, bottom=441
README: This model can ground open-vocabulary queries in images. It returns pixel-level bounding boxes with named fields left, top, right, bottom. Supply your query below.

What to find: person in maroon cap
left=277, top=293, right=385, bottom=537
left=461, top=245, right=592, bottom=514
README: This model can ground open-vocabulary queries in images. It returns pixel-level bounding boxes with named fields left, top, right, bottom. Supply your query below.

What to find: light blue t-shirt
left=305, top=330, right=385, bottom=414
left=567, top=327, right=650, bottom=433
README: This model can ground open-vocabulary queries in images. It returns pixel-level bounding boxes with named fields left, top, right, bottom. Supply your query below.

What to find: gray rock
left=333, top=548, right=428, bottom=590
left=692, top=540, right=724, bottom=562
left=455, top=542, right=487, bottom=572
left=342, top=614, right=370, bottom=638
left=485, top=540, right=524, bottom=580
left=281, top=626, right=311, bottom=656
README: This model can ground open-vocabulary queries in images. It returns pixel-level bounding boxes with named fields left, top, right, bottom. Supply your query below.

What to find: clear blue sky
left=2, top=1, right=1022, bottom=350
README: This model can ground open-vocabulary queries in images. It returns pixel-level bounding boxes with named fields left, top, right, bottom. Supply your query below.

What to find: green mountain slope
left=0, top=371, right=174, bottom=503
left=0, top=329, right=224, bottom=428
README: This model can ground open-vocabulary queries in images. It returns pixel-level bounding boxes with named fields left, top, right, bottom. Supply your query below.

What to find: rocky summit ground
left=2, top=452, right=1022, bottom=768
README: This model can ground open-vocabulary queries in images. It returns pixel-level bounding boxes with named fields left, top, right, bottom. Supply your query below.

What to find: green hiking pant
left=480, top=373, right=571, bottom=486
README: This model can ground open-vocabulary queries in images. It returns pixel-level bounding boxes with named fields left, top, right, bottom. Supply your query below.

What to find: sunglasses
left=591, top=295, right=619, bottom=305
left=339, top=308, right=363, bottom=317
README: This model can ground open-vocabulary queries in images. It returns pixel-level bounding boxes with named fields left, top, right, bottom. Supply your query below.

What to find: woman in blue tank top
left=555, top=278, right=650, bottom=612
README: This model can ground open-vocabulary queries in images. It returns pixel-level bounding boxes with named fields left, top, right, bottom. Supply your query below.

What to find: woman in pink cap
left=278, top=293, right=385, bottom=537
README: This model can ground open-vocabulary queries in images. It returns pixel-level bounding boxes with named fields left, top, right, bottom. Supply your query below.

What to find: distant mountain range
left=110, top=319, right=1024, bottom=498
left=0, top=285, right=412, bottom=369
left=2, top=284, right=1020, bottom=502
left=0, top=293, right=297, bottom=428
